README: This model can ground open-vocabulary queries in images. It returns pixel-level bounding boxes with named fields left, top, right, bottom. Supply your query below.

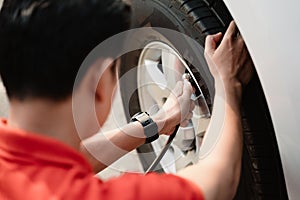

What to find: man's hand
left=205, top=21, right=253, bottom=87
left=153, top=79, right=195, bottom=136
left=177, top=21, right=254, bottom=200
left=154, top=22, right=253, bottom=137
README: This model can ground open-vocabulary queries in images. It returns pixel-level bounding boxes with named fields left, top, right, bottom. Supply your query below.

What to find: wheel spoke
left=146, top=84, right=170, bottom=108
left=143, top=59, right=170, bottom=108
left=161, top=50, right=185, bottom=88
left=144, top=59, right=167, bottom=89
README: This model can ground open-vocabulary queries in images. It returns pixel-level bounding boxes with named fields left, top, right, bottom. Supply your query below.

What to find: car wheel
left=119, top=0, right=288, bottom=199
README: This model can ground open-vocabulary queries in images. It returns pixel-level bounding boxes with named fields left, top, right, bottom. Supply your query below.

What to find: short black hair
left=0, top=0, right=131, bottom=101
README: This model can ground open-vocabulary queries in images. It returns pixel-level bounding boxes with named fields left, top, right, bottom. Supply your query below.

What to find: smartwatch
left=130, top=112, right=159, bottom=143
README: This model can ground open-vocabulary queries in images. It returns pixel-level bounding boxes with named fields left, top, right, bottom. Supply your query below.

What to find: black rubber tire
left=119, top=0, right=288, bottom=199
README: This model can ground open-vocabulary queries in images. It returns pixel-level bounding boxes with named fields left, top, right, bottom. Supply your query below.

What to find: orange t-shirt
left=0, top=119, right=204, bottom=200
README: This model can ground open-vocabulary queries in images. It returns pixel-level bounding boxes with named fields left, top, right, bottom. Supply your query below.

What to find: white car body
left=224, top=0, right=300, bottom=199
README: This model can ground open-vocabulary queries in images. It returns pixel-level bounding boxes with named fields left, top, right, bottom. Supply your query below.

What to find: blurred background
left=0, top=78, right=9, bottom=118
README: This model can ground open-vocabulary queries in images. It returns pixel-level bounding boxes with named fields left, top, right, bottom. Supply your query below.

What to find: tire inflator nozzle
left=182, top=73, right=202, bottom=100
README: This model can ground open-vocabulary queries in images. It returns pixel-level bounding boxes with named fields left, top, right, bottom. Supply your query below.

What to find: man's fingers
left=223, top=21, right=238, bottom=40
left=205, top=32, right=223, bottom=55
left=190, top=100, right=196, bottom=111
left=186, top=111, right=193, bottom=120
left=182, top=79, right=193, bottom=98
left=172, top=81, right=183, bottom=97
left=180, top=120, right=189, bottom=127
left=213, top=32, right=223, bottom=43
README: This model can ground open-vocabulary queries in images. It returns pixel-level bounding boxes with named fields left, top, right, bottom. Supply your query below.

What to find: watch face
left=134, top=112, right=150, bottom=123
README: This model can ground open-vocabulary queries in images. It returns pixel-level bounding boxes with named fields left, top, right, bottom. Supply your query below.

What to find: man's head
left=0, top=0, right=131, bottom=101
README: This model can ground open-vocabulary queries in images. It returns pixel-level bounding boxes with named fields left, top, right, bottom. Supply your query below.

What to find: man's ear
left=94, top=58, right=115, bottom=103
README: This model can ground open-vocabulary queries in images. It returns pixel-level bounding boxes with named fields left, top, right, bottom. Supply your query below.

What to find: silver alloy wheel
left=137, top=41, right=211, bottom=173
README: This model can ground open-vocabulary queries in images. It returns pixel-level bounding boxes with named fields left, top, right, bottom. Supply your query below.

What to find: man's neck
left=7, top=98, right=81, bottom=150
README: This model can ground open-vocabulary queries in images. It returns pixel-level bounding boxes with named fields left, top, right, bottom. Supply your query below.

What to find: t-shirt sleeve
left=98, top=172, right=204, bottom=200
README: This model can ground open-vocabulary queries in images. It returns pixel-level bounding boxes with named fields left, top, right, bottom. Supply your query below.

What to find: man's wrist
left=215, top=78, right=243, bottom=95
left=215, top=78, right=243, bottom=112
left=152, top=115, right=165, bottom=135
left=130, top=112, right=159, bottom=143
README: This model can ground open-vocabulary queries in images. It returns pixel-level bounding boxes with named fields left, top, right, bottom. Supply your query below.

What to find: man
left=0, top=0, right=253, bottom=199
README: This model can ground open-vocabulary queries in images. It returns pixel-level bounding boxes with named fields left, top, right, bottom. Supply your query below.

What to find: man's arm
left=80, top=121, right=146, bottom=173
left=177, top=21, right=253, bottom=200
left=81, top=80, right=194, bottom=173
left=178, top=80, right=243, bottom=200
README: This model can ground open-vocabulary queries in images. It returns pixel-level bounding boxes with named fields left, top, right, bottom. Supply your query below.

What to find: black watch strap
left=130, top=112, right=159, bottom=143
